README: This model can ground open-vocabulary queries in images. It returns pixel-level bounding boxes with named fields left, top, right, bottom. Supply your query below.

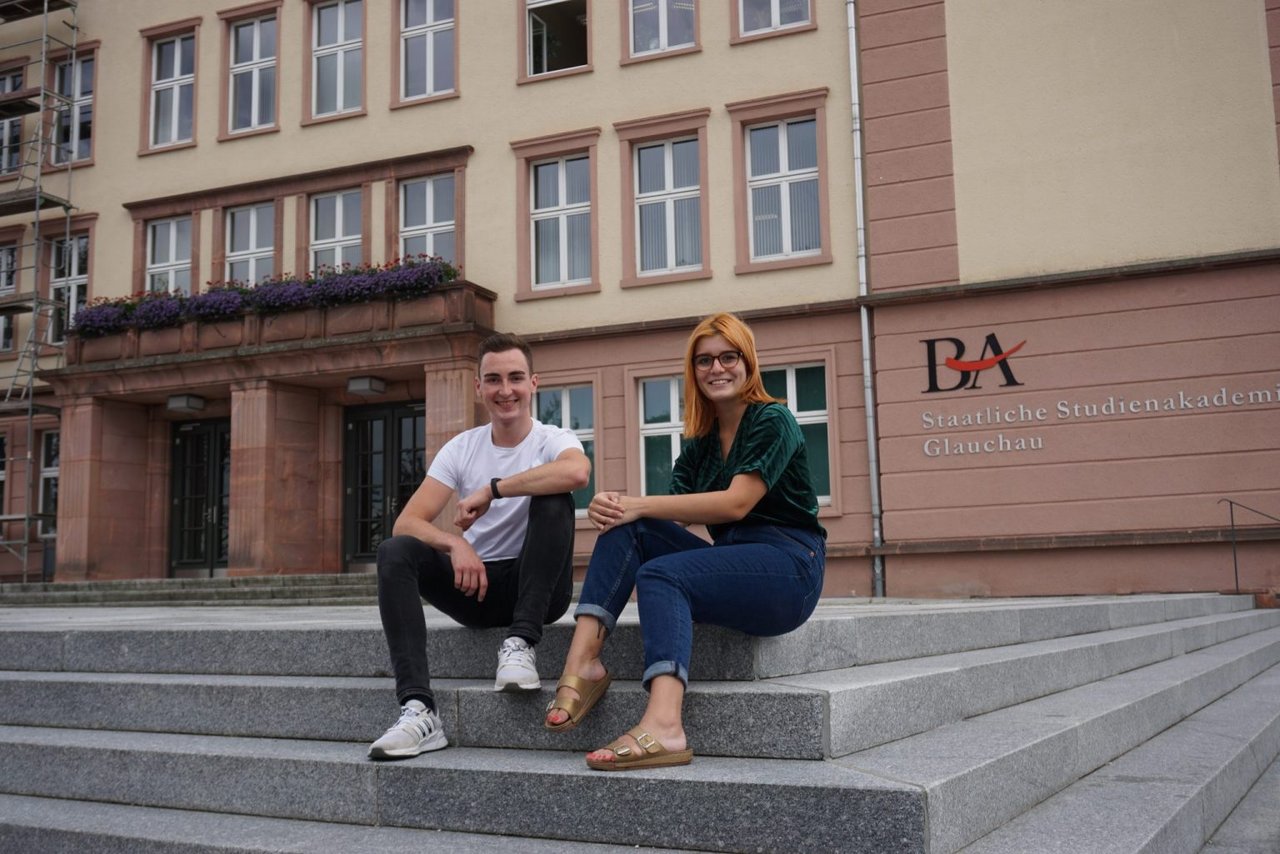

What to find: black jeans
left=376, top=493, right=576, bottom=707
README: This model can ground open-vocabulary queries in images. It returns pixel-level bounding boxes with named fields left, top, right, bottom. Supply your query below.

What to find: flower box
left=198, top=319, right=244, bottom=350
left=138, top=327, right=182, bottom=356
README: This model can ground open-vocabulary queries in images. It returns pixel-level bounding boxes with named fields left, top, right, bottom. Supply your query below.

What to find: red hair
left=682, top=313, right=779, bottom=438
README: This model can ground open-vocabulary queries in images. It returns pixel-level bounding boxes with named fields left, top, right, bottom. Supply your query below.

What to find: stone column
left=420, top=362, right=480, bottom=531
left=228, top=379, right=325, bottom=575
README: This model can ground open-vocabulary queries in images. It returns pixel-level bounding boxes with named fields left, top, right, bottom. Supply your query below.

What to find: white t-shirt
left=426, top=420, right=583, bottom=561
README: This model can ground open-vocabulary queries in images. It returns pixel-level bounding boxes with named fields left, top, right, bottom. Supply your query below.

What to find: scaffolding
left=0, top=0, right=78, bottom=582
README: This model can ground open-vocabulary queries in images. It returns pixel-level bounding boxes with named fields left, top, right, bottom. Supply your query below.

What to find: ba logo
left=921, top=333, right=1026, bottom=393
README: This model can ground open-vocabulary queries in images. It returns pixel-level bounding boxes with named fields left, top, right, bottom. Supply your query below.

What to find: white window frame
left=229, top=15, right=276, bottom=133
left=761, top=362, right=831, bottom=504
left=0, top=68, right=24, bottom=174
left=225, top=203, right=275, bottom=285
left=531, top=154, right=591, bottom=289
left=399, top=174, right=455, bottom=262
left=150, top=33, right=195, bottom=148
left=51, top=54, right=93, bottom=164
left=49, top=234, right=88, bottom=345
left=147, top=217, right=192, bottom=295
left=0, top=435, right=6, bottom=508
left=634, top=136, right=702, bottom=276
left=739, top=0, right=810, bottom=36
left=310, top=189, right=363, bottom=272
left=312, top=0, right=363, bottom=117
left=639, top=375, right=684, bottom=496
left=527, top=0, right=587, bottom=77
left=0, top=244, right=15, bottom=351
left=629, top=0, right=696, bottom=57
left=536, top=384, right=595, bottom=514
left=39, top=430, right=59, bottom=539
left=400, top=0, right=455, bottom=101
left=746, top=116, right=820, bottom=261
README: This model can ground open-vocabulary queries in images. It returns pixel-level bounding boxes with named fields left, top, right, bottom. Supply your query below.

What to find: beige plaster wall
left=946, top=0, right=1280, bottom=283
left=0, top=0, right=859, bottom=344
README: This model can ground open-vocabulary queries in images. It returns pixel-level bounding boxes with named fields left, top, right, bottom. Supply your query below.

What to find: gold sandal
left=585, top=727, right=693, bottom=771
left=544, top=670, right=612, bottom=732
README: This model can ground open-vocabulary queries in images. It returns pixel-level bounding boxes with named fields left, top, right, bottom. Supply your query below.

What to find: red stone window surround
left=729, top=0, right=817, bottom=46
left=301, top=0, right=368, bottom=127
left=0, top=223, right=26, bottom=361
left=726, top=87, right=833, bottom=275
left=390, top=0, right=460, bottom=110
left=125, top=147, right=472, bottom=291
left=510, top=127, right=602, bottom=301
left=382, top=162, right=467, bottom=271
left=517, top=0, right=593, bottom=85
left=613, top=107, right=712, bottom=288
left=218, top=0, right=284, bottom=142
left=213, top=197, right=283, bottom=286
left=131, top=211, right=202, bottom=296
left=618, top=0, right=701, bottom=66
left=0, top=55, right=30, bottom=187
left=294, top=183, right=372, bottom=276
left=138, top=17, right=203, bottom=157
left=35, top=213, right=97, bottom=347
left=42, top=40, right=100, bottom=173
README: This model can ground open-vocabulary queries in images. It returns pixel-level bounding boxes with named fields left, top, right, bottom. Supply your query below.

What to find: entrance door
left=344, top=403, right=426, bottom=567
left=170, top=419, right=231, bottom=577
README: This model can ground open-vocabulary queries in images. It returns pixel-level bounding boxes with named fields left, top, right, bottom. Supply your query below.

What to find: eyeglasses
left=692, top=350, right=742, bottom=371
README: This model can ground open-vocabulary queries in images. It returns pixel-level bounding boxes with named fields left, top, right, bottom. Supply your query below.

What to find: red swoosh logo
left=945, top=340, right=1026, bottom=372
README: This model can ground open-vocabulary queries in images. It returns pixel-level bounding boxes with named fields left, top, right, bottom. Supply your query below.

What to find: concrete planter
left=197, top=319, right=244, bottom=350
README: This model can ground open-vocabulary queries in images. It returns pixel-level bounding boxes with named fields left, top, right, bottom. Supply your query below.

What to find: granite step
left=0, top=793, right=685, bottom=853
left=2, top=609, right=1274, bottom=761
left=959, top=662, right=1280, bottom=854
left=0, top=728, right=926, bottom=853
left=837, top=627, right=1280, bottom=854
left=0, top=593, right=1254, bottom=681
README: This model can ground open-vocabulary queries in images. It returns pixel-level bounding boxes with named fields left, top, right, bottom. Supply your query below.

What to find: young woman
left=544, top=312, right=826, bottom=770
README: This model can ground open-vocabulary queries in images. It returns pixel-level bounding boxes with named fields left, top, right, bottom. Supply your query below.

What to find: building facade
left=0, top=0, right=1276, bottom=598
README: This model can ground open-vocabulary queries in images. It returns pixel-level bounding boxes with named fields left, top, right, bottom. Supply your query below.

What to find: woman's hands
left=588, top=491, right=641, bottom=532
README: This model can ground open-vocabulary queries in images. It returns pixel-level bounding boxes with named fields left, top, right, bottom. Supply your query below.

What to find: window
left=747, top=117, right=819, bottom=260
left=0, top=68, right=23, bottom=173
left=727, top=88, right=830, bottom=273
left=400, top=174, right=454, bottom=263
left=39, top=431, right=58, bottom=538
left=739, top=0, right=810, bottom=36
left=311, top=189, right=362, bottom=271
left=0, top=244, right=15, bottom=351
left=229, top=14, right=277, bottom=133
left=312, top=0, right=363, bottom=118
left=527, top=0, right=588, bottom=77
left=226, top=203, right=275, bottom=284
left=148, top=218, right=192, bottom=295
left=639, top=375, right=685, bottom=496
left=0, top=436, right=6, bottom=507
left=762, top=364, right=830, bottom=502
left=635, top=137, right=701, bottom=275
left=401, top=0, right=454, bottom=101
left=49, top=235, right=88, bottom=344
left=629, top=0, right=695, bottom=57
left=52, top=54, right=94, bottom=164
left=532, top=155, right=591, bottom=288
left=151, top=33, right=195, bottom=147
left=536, top=384, right=595, bottom=512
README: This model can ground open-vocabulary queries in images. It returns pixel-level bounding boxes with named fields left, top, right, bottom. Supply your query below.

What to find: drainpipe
left=847, top=0, right=886, bottom=597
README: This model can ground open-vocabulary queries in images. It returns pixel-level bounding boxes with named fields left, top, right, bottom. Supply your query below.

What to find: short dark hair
left=478, top=332, right=533, bottom=373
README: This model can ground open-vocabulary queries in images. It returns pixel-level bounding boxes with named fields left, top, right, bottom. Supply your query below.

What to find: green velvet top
left=670, top=402, right=825, bottom=541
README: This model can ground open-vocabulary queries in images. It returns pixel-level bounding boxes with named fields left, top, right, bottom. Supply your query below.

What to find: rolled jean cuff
left=573, top=603, right=617, bottom=634
left=642, top=660, right=688, bottom=690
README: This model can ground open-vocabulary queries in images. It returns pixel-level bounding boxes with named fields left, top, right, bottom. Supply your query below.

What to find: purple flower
left=70, top=302, right=130, bottom=338
left=185, top=287, right=245, bottom=321
left=130, top=293, right=185, bottom=330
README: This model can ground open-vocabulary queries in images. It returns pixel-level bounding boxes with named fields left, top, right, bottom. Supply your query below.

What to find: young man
left=368, top=332, right=590, bottom=759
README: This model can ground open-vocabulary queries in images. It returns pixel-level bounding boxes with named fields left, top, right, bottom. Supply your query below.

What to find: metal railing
left=1218, top=499, right=1280, bottom=594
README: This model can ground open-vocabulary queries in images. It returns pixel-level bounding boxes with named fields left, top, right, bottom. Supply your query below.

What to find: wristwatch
left=490, top=477, right=503, bottom=500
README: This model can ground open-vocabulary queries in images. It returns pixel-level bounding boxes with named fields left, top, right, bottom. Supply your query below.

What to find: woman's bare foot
left=586, top=715, right=687, bottom=765
left=544, top=656, right=608, bottom=728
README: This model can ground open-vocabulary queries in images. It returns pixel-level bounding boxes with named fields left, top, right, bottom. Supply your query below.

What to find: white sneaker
left=368, top=700, right=448, bottom=759
left=494, top=636, right=540, bottom=692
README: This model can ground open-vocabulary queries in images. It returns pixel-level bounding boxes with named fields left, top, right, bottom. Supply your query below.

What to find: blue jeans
left=575, top=519, right=825, bottom=688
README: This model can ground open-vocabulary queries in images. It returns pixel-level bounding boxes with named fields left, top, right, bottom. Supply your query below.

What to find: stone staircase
left=0, top=594, right=1278, bottom=852
left=0, top=574, right=379, bottom=607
